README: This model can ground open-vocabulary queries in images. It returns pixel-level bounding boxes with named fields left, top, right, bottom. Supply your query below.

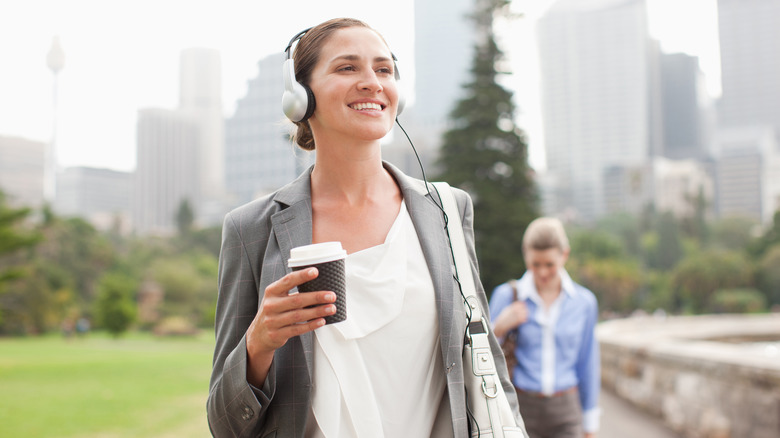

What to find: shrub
left=710, top=288, right=766, bottom=313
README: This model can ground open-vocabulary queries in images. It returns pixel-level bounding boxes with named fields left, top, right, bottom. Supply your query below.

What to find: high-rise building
left=603, top=157, right=713, bottom=218
left=179, top=48, right=228, bottom=225
left=713, top=126, right=780, bottom=224
left=715, top=0, right=780, bottom=224
left=386, top=0, right=476, bottom=177
left=717, top=0, right=780, bottom=142
left=133, top=48, right=226, bottom=234
left=0, top=135, right=45, bottom=208
left=134, top=108, right=200, bottom=234
left=660, top=53, right=714, bottom=161
left=224, top=52, right=312, bottom=207
left=536, top=0, right=660, bottom=221
left=55, top=166, right=132, bottom=231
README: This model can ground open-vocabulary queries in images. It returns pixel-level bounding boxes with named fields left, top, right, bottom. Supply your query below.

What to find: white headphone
left=282, top=27, right=406, bottom=123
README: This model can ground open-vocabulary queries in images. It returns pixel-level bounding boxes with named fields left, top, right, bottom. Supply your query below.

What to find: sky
left=0, top=0, right=719, bottom=173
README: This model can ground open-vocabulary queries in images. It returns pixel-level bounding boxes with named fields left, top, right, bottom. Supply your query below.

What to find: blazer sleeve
left=207, top=211, right=275, bottom=437
left=451, top=187, right=524, bottom=426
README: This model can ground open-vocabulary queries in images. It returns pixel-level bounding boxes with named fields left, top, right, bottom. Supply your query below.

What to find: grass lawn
left=0, top=331, right=215, bottom=438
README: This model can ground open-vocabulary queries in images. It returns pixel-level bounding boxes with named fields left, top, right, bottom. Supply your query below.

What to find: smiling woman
left=206, top=17, right=524, bottom=438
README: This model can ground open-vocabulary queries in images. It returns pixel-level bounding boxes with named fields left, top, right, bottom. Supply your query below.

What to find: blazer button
left=242, top=405, right=254, bottom=420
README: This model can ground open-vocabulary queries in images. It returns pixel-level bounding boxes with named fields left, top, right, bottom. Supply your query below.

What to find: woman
left=489, top=217, right=600, bottom=438
left=207, top=18, right=521, bottom=437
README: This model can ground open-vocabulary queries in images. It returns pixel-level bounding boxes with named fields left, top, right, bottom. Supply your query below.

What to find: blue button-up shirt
left=489, top=269, right=601, bottom=432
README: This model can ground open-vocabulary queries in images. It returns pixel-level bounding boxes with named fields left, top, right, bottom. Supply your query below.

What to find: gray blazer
left=207, top=162, right=521, bottom=437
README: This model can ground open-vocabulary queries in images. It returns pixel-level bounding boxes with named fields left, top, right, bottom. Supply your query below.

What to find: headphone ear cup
left=396, top=82, right=405, bottom=117
left=282, top=58, right=316, bottom=122
left=393, top=60, right=405, bottom=117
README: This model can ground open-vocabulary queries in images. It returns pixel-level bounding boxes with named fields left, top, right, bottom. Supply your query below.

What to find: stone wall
left=598, top=314, right=780, bottom=438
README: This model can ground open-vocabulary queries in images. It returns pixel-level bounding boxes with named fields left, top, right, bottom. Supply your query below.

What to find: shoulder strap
left=432, top=182, right=482, bottom=326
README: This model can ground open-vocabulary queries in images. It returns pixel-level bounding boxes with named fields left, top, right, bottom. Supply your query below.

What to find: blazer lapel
left=270, top=168, right=316, bottom=377
left=386, top=163, right=465, bottom=376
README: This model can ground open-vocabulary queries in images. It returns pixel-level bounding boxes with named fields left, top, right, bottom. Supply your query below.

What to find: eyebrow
left=329, top=54, right=393, bottom=64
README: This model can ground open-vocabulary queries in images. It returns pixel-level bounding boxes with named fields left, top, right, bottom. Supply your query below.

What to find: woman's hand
left=492, top=301, right=529, bottom=338
left=245, top=268, right=337, bottom=387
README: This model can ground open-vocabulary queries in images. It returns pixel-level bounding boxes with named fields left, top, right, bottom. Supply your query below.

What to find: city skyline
left=0, top=0, right=718, bottom=173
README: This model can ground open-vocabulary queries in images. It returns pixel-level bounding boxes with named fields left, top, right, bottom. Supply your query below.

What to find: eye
left=337, top=65, right=356, bottom=72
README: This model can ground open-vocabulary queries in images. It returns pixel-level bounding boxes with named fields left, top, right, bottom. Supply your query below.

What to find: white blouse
left=306, top=201, right=452, bottom=438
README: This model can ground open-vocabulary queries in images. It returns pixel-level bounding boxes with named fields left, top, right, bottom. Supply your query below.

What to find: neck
left=535, top=278, right=562, bottom=297
left=311, top=147, right=391, bottom=205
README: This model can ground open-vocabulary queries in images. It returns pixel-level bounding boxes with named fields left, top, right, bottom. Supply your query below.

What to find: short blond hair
left=522, top=217, right=570, bottom=254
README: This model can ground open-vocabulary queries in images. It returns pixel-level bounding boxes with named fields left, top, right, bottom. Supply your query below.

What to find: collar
left=272, top=160, right=429, bottom=208
left=516, top=268, right=577, bottom=301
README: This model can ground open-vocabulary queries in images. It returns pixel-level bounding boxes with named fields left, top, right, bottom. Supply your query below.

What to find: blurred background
left=1, top=0, right=779, bottom=437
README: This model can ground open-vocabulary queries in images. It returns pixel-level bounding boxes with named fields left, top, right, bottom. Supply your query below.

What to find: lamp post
left=45, top=36, right=65, bottom=204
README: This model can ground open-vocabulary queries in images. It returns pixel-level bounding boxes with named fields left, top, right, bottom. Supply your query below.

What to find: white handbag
left=433, top=182, right=528, bottom=438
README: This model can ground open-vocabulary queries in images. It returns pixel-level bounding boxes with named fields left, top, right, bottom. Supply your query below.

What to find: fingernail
left=326, top=293, right=336, bottom=301
left=309, top=268, right=318, bottom=277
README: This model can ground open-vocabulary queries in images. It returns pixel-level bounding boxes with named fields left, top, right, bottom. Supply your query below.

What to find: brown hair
left=522, top=217, right=570, bottom=254
left=290, top=18, right=380, bottom=150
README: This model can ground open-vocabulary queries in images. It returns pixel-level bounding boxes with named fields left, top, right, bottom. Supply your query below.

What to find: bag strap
left=432, top=182, right=482, bottom=325
left=433, top=182, right=525, bottom=438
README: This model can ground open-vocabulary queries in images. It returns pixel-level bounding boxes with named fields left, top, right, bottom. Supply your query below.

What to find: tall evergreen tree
left=434, top=0, right=538, bottom=292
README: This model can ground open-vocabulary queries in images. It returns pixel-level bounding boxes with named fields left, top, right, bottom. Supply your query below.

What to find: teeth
left=350, top=102, right=382, bottom=111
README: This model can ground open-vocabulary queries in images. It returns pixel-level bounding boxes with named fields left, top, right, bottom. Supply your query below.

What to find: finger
left=265, top=268, right=319, bottom=297
left=273, top=317, right=328, bottom=340
left=267, top=300, right=337, bottom=328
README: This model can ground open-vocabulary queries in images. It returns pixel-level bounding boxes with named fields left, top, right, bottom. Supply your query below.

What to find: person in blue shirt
left=489, top=217, right=600, bottom=438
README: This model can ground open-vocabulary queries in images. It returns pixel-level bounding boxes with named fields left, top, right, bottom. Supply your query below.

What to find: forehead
left=319, top=27, right=392, bottom=60
left=524, top=247, right=564, bottom=261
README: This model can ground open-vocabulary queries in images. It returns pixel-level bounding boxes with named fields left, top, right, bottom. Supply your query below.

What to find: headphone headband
left=281, top=25, right=405, bottom=123
left=284, top=27, right=312, bottom=58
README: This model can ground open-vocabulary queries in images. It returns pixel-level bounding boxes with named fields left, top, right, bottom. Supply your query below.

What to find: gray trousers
left=516, top=388, right=584, bottom=438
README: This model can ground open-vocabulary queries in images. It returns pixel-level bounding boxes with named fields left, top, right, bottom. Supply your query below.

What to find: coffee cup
left=288, top=242, right=347, bottom=324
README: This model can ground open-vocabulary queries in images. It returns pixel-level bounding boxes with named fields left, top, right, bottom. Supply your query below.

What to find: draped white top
left=305, top=202, right=452, bottom=437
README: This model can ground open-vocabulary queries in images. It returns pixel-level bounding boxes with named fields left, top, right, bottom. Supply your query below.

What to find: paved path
left=600, top=388, right=682, bottom=438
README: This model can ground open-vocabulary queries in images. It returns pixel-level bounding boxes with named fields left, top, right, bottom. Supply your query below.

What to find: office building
left=133, top=108, right=200, bottom=234
left=660, top=53, right=714, bottom=161
left=386, top=0, right=476, bottom=177
left=603, top=157, right=713, bottom=219
left=536, top=0, right=660, bottom=221
left=717, top=0, right=780, bottom=142
left=133, top=48, right=227, bottom=234
left=713, top=126, right=780, bottom=225
left=224, top=52, right=312, bottom=207
left=55, top=166, right=132, bottom=231
left=0, top=135, right=45, bottom=208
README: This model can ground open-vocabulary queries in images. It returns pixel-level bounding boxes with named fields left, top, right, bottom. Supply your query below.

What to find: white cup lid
left=288, top=241, right=347, bottom=267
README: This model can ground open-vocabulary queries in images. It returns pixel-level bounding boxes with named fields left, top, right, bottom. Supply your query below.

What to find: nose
left=357, top=70, right=383, bottom=93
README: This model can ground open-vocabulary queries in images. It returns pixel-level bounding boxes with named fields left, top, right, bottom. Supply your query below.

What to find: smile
left=348, top=102, right=384, bottom=111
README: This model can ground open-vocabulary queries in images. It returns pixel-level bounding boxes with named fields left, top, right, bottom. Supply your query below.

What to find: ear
left=561, top=248, right=570, bottom=264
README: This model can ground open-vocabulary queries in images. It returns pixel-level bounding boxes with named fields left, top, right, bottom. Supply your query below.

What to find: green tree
left=680, top=185, right=710, bottom=245
left=710, top=216, right=758, bottom=251
left=644, top=212, right=684, bottom=271
left=569, top=228, right=625, bottom=260
left=94, top=272, right=137, bottom=337
left=671, top=250, right=754, bottom=313
left=568, top=258, right=641, bottom=314
left=150, top=252, right=217, bottom=327
left=748, top=210, right=780, bottom=257
left=0, top=192, right=42, bottom=331
left=434, top=0, right=538, bottom=291
left=175, top=198, right=195, bottom=236
left=757, top=245, right=780, bottom=306
left=0, top=191, right=41, bottom=288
